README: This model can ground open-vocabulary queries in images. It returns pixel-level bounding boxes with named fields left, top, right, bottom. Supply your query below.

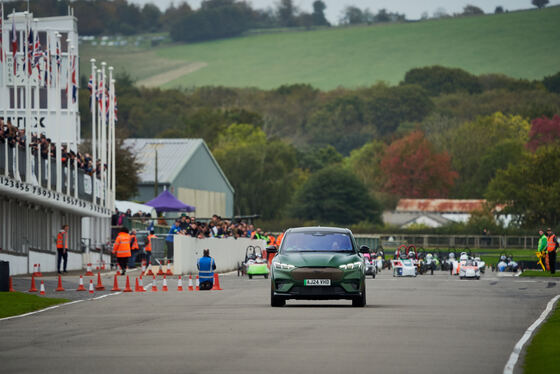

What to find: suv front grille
left=291, top=267, right=343, bottom=281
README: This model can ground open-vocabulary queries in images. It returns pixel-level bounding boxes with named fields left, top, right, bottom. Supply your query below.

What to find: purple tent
left=145, top=190, right=195, bottom=213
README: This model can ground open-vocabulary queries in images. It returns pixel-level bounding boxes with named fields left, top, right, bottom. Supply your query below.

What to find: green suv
left=268, top=227, right=368, bottom=307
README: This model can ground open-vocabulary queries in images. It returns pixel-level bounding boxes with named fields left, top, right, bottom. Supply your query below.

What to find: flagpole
left=24, top=11, right=31, bottom=182
left=100, top=61, right=106, bottom=208
left=108, top=66, right=113, bottom=209
left=66, top=39, right=72, bottom=195
left=111, top=77, right=116, bottom=210
left=55, top=32, right=61, bottom=193
left=90, top=58, right=96, bottom=202
left=1, top=1, right=6, bottom=129
left=33, top=17, right=39, bottom=185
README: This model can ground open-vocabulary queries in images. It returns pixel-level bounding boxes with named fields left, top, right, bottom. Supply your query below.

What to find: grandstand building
left=0, top=10, right=115, bottom=274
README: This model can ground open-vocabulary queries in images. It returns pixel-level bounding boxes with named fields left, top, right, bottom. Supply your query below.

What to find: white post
left=110, top=78, right=116, bottom=210
left=100, top=62, right=106, bottom=207
left=1, top=2, right=7, bottom=134
left=90, top=58, right=96, bottom=202
left=34, top=18, right=40, bottom=185
left=24, top=12, right=31, bottom=182
left=107, top=66, right=113, bottom=209
left=66, top=40, right=72, bottom=196
left=55, top=33, right=61, bottom=193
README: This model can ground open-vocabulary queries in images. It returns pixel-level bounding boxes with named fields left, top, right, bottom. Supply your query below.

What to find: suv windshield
left=281, top=232, right=355, bottom=252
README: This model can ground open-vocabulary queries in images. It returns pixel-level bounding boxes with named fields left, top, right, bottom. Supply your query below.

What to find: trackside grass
left=81, top=6, right=560, bottom=89
left=523, top=303, right=560, bottom=373
left=520, top=270, right=560, bottom=278
left=0, top=292, right=68, bottom=318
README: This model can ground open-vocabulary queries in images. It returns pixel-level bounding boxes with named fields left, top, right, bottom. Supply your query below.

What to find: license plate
left=304, top=279, right=331, bottom=286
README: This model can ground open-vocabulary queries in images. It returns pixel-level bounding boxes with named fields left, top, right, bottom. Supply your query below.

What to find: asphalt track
left=2, top=270, right=559, bottom=374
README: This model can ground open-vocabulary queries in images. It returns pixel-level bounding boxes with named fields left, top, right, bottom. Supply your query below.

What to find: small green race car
left=238, top=245, right=269, bottom=279
left=268, top=227, right=368, bottom=307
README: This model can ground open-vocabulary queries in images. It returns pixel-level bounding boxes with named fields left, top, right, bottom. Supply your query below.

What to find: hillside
left=80, top=6, right=560, bottom=90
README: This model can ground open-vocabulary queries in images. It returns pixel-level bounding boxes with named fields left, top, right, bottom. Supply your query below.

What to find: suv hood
left=276, top=252, right=361, bottom=268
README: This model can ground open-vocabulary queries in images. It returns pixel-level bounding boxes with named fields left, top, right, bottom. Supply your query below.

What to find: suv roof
left=286, top=226, right=352, bottom=234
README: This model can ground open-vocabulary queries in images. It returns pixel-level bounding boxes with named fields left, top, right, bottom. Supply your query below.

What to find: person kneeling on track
left=113, top=227, right=131, bottom=275
left=197, top=249, right=216, bottom=291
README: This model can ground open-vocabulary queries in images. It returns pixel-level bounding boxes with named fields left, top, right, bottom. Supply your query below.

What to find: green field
left=520, top=270, right=560, bottom=277
left=0, top=292, right=68, bottom=318
left=80, top=7, right=560, bottom=90
left=523, top=302, right=560, bottom=373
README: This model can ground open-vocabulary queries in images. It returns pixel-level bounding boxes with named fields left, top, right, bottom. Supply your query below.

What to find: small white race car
left=459, top=259, right=481, bottom=280
left=392, top=245, right=417, bottom=277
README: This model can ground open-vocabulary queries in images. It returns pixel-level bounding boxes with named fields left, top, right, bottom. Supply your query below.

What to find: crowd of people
left=167, top=214, right=273, bottom=241
left=0, top=118, right=106, bottom=178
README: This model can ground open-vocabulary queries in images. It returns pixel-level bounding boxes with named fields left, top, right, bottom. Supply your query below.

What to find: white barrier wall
left=0, top=253, right=27, bottom=276
left=0, top=250, right=109, bottom=275
left=174, top=236, right=267, bottom=275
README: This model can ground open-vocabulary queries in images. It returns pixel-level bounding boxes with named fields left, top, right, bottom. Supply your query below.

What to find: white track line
left=0, top=292, right=122, bottom=322
left=503, top=294, right=560, bottom=374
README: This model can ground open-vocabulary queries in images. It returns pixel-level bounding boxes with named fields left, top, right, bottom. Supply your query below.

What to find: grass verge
left=520, top=270, right=560, bottom=278
left=523, top=302, right=560, bottom=373
left=0, top=292, right=69, bottom=319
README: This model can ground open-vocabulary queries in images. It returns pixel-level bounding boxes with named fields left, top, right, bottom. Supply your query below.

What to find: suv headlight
left=339, top=261, right=363, bottom=271
left=273, top=262, right=295, bottom=271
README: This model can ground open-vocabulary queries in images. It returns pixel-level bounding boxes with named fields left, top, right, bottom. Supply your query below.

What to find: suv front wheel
left=352, top=290, right=366, bottom=307
left=271, top=285, right=285, bottom=307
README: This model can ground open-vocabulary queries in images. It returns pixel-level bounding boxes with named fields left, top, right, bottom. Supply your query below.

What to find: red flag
left=11, top=13, right=17, bottom=75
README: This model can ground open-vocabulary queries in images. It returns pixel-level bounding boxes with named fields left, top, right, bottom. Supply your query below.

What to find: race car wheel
left=237, top=262, right=241, bottom=277
left=460, top=276, right=464, bottom=280
left=371, top=272, right=375, bottom=279
left=248, top=274, right=253, bottom=279
left=476, top=276, right=480, bottom=280
left=264, top=274, right=269, bottom=279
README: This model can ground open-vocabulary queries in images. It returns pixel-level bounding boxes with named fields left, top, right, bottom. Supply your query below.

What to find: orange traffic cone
left=37, top=264, right=43, bottom=277
left=89, top=279, right=94, bottom=294
left=28, top=275, right=38, bottom=292
left=123, top=276, right=133, bottom=292
left=211, top=273, right=223, bottom=291
left=165, top=261, right=173, bottom=276
left=39, top=280, right=46, bottom=295
left=177, top=276, right=184, bottom=291
left=151, top=275, right=158, bottom=292
left=85, top=263, right=94, bottom=276
left=32, top=264, right=38, bottom=276
left=77, top=276, right=87, bottom=291
left=111, top=274, right=121, bottom=291
left=195, top=275, right=200, bottom=291
left=146, top=261, right=154, bottom=276
left=55, top=275, right=65, bottom=292
left=101, top=260, right=106, bottom=270
left=141, top=260, right=146, bottom=274
left=95, top=272, right=105, bottom=291
left=157, top=265, right=164, bottom=276
left=187, top=275, right=194, bottom=291
left=162, top=276, right=168, bottom=292
left=9, top=277, right=15, bottom=292
left=138, top=276, right=145, bottom=292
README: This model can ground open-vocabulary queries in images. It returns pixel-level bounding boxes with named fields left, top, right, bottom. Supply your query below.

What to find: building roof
left=123, top=138, right=234, bottom=192
left=396, top=199, right=486, bottom=213
left=383, top=211, right=453, bottom=228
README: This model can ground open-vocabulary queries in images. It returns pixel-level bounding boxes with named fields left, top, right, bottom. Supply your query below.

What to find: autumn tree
left=526, top=115, right=560, bottom=151
left=380, top=130, right=457, bottom=198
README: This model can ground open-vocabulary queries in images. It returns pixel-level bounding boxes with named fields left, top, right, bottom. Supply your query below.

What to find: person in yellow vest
left=128, top=229, right=140, bottom=269
left=144, top=230, right=157, bottom=269
left=113, top=227, right=132, bottom=275
left=56, top=224, right=69, bottom=274
left=546, top=228, right=558, bottom=274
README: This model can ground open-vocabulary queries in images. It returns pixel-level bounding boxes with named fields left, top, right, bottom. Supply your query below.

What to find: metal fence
left=354, top=234, right=540, bottom=250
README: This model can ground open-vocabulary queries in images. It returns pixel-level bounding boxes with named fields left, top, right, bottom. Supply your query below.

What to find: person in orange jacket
left=113, top=227, right=132, bottom=275
left=56, top=224, right=69, bottom=274
left=128, top=229, right=140, bottom=268
left=144, top=230, right=157, bottom=268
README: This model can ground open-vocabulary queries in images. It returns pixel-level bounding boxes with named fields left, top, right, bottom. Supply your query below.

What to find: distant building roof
left=123, top=138, right=233, bottom=192
left=383, top=211, right=454, bottom=228
left=396, top=199, right=486, bottom=213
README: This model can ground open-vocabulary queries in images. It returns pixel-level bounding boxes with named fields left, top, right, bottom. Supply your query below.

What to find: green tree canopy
left=289, top=165, right=382, bottom=225
left=486, top=145, right=560, bottom=226
left=212, top=124, right=302, bottom=219
left=403, top=66, right=482, bottom=96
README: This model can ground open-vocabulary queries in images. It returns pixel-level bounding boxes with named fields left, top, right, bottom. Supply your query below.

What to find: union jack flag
left=11, top=14, right=17, bottom=75
left=114, top=94, right=118, bottom=123
left=27, top=28, right=33, bottom=76
left=71, top=56, right=77, bottom=103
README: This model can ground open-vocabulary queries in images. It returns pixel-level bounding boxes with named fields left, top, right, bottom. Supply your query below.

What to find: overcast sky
left=128, top=0, right=560, bottom=23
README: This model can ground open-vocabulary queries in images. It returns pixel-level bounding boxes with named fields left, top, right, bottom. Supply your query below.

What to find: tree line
left=11, top=0, right=543, bottom=40
left=77, top=67, right=560, bottom=230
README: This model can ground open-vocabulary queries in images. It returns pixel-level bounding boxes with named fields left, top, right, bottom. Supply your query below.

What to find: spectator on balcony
left=166, top=219, right=181, bottom=259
